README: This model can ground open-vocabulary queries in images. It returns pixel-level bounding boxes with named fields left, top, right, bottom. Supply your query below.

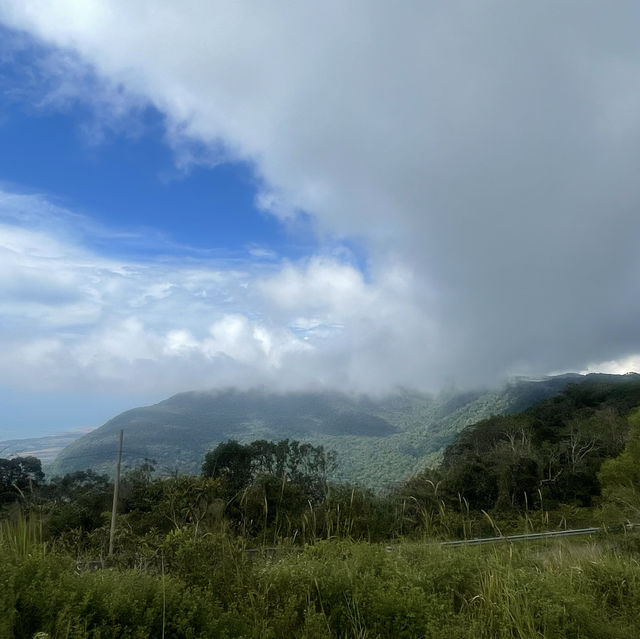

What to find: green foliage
left=202, top=438, right=334, bottom=508
left=45, top=470, right=112, bottom=537
left=51, top=376, right=589, bottom=490
left=0, top=456, right=44, bottom=504
left=1, top=548, right=233, bottom=638
left=423, top=377, right=640, bottom=517
left=600, top=408, right=640, bottom=518
left=5, top=376, right=640, bottom=636
left=3, top=538, right=640, bottom=638
left=0, top=510, right=45, bottom=558
left=202, top=439, right=253, bottom=489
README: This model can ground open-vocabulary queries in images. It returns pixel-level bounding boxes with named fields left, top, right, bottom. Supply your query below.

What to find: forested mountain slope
left=52, top=374, right=622, bottom=489
left=420, top=372, right=640, bottom=510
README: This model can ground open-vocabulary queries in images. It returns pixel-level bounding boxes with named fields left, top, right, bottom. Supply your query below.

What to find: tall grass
left=2, top=510, right=640, bottom=637
left=0, top=510, right=45, bottom=558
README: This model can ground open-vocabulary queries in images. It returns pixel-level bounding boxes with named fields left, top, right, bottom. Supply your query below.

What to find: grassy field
left=2, top=514, right=640, bottom=639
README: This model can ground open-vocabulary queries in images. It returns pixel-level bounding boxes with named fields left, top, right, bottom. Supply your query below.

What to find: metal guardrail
left=441, top=527, right=601, bottom=547
left=244, top=527, right=606, bottom=556
left=81, top=524, right=637, bottom=567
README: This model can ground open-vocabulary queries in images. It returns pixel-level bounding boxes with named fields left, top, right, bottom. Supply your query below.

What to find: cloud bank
left=1, top=1, right=639, bottom=394
left=1, top=190, right=434, bottom=394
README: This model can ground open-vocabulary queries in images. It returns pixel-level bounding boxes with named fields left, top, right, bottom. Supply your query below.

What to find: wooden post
left=108, top=430, right=123, bottom=557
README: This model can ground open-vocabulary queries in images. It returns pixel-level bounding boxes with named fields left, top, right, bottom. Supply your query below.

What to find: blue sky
left=0, top=30, right=299, bottom=258
left=1, top=3, right=639, bottom=440
left=0, top=23, right=331, bottom=438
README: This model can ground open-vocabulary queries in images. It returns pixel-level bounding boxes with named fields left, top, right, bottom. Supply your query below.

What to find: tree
left=0, top=456, right=44, bottom=503
left=599, top=408, right=640, bottom=518
left=249, top=439, right=335, bottom=501
left=202, top=440, right=253, bottom=492
left=202, top=439, right=336, bottom=502
left=46, top=469, right=112, bottom=535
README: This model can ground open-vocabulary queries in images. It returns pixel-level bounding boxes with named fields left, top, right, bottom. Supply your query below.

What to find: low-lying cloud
left=1, top=1, right=639, bottom=394
left=1, top=190, right=438, bottom=394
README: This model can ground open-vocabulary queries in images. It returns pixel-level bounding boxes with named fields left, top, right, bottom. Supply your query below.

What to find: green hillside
left=52, top=374, right=607, bottom=489
left=7, top=374, right=640, bottom=639
left=416, top=372, right=640, bottom=513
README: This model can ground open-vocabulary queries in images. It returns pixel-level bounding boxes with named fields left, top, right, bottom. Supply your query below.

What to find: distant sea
left=0, top=429, right=93, bottom=465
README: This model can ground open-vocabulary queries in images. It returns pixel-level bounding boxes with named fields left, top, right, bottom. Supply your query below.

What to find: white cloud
left=258, top=257, right=373, bottom=318
left=1, top=189, right=438, bottom=394
left=1, top=2, right=640, bottom=389
left=202, top=314, right=310, bottom=368
left=581, top=356, right=640, bottom=377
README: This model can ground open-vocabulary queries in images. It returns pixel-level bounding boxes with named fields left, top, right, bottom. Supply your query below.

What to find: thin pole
left=161, top=552, right=166, bottom=639
left=108, top=429, right=123, bottom=557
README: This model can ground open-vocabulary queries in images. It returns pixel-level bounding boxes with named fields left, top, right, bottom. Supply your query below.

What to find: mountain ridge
left=51, top=374, right=628, bottom=489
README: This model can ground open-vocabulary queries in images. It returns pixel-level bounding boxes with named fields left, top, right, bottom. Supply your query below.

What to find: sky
left=1, top=1, right=639, bottom=439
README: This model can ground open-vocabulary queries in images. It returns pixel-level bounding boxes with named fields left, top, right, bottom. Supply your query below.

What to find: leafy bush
left=3, top=537, right=640, bottom=638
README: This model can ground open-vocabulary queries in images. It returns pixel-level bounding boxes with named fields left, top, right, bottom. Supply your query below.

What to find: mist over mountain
left=2, top=4, right=640, bottom=427
left=50, top=373, right=617, bottom=489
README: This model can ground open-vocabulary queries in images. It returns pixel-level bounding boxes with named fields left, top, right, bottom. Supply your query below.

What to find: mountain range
left=49, top=373, right=614, bottom=490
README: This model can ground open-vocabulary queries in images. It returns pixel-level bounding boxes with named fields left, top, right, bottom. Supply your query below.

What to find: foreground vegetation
left=2, top=519, right=640, bottom=638
left=3, top=376, right=640, bottom=637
